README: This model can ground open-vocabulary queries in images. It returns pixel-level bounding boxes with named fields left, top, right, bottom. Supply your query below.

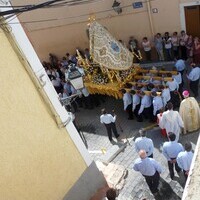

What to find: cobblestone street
left=76, top=96, right=199, bottom=200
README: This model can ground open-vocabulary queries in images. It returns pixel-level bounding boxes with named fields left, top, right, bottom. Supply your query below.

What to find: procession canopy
left=89, top=21, right=133, bottom=70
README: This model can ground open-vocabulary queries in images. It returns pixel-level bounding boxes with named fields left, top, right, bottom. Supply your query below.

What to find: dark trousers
left=173, top=47, right=179, bottom=58
left=83, top=95, right=93, bottom=109
left=104, top=123, right=119, bottom=141
left=145, top=50, right=151, bottom=61
left=143, top=171, right=160, bottom=193
left=170, top=91, right=180, bottom=109
left=126, top=104, right=134, bottom=119
left=133, top=103, right=143, bottom=122
left=142, top=105, right=153, bottom=121
left=178, top=83, right=183, bottom=98
left=168, top=159, right=181, bottom=179
left=183, top=170, right=188, bottom=181
left=180, top=46, right=187, bottom=60
left=165, top=48, right=172, bottom=61
left=148, top=153, right=153, bottom=158
left=190, top=79, right=199, bottom=97
left=178, top=69, right=185, bottom=86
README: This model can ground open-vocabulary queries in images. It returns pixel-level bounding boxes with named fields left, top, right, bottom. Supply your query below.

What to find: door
left=184, top=5, right=200, bottom=37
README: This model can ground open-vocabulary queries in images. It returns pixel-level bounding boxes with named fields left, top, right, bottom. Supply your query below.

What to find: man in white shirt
left=175, top=58, right=185, bottom=75
left=162, top=133, right=184, bottom=179
left=187, top=63, right=200, bottom=97
left=163, top=32, right=172, bottom=61
left=100, top=108, right=120, bottom=142
left=133, top=150, right=162, bottom=194
left=121, top=89, right=133, bottom=120
left=179, top=30, right=189, bottom=60
left=177, top=141, right=194, bottom=181
left=138, top=91, right=153, bottom=121
left=159, top=85, right=171, bottom=107
left=160, top=102, right=184, bottom=141
left=135, top=129, right=154, bottom=158
left=166, top=78, right=180, bottom=108
left=151, top=91, right=163, bottom=122
left=172, top=68, right=183, bottom=95
left=130, top=90, right=142, bottom=122
left=166, top=78, right=179, bottom=92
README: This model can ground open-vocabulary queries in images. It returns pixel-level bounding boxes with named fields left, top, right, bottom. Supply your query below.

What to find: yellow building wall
left=11, top=0, right=198, bottom=60
left=0, top=29, right=87, bottom=200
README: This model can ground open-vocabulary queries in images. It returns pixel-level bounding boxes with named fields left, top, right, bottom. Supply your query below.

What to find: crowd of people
left=127, top=30, right=200, bottom=63
left=121, top=61, right=200, bottom=124
left=43, top=52, right=105, bottom=113
left=100, top=89, right=199, bottom=197
left=133, top=130, right=194, bottom=195
left=43, top=31, right=200, bottom=199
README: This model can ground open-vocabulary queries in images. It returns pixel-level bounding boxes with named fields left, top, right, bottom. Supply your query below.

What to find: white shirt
left=172, top=72, right=182, bottom=85
left=68, top=111, right=75, bottom=121
left=163, top=141, right=184, bottom=161
left=81, top=87, right=90, bottom=97
left=46, top=69, right=51, bottom=75
left=175, top=59, right=185, bottom=71
left=100, top=114, right=116, bottom=124
left=180, top=34, right=189, bottom=46
left=142, top=41, right=151, bottom=51
left=187, top=67, right=200, bottom=81
left=153, top=96, right=163, bottom=115
left=133, top=157, right=162, bottom=176
left=162, top=88, right=171, bottom=107
left=160, top=110, right=184, bottom=141
left=166, top=79, right=179, bottom=91
left=135, top=137, right=154, bottom=157
left=164, top=37, right=172, bottom=49
left=171, top=36, right=179, bottom=47
left=123, top=93, right=132, bottom=110
left=177, top=151, right=194, bottom=171
left=138, top=95, right=152, bottom=115
left=132, top=94, right=140, bottom=111
left=51, top=78, right=61, bottom=87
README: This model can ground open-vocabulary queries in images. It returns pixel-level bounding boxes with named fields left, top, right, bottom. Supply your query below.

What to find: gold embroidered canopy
left=89, top=21, right=133, bottom=70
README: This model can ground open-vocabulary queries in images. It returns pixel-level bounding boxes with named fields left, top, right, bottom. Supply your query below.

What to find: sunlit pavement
left=75, top=96, right=199, bottom=200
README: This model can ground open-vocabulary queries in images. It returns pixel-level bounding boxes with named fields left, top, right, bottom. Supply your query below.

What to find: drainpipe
left=146, top=0, right=155, bottom=37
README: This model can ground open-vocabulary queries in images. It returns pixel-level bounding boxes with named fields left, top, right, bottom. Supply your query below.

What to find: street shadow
left=173, top=175, right=185, bottom=188
left=78, top=124, right=97, bottom=134
left=154, top=177, right=181, bottom=200
left=78, top=130, right=88, bottom=149
left=146, top=128, right=168, bottom=153
left=179, top=131, right=199, bottom=146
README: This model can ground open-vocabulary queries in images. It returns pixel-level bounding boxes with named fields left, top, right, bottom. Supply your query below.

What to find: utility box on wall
left=132, top=2, right=143, bottom=9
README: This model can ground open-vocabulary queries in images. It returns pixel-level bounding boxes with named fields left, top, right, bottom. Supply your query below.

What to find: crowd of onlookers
left=124, top=30, right=200, bottom=63
left=43, top=51, right=104, bottom=113
left=42, top=30, right=200, bottom=115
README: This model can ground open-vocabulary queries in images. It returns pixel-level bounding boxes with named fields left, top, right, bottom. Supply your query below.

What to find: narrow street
left=76, top=96, right=199, bottom=200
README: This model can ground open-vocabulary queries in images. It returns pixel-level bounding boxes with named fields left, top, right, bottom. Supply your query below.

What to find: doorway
left=184, top=5, right=200, bottom=37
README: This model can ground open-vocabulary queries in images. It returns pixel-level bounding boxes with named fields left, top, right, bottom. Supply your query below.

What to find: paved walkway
left=75, top=96, right=199, bottom=200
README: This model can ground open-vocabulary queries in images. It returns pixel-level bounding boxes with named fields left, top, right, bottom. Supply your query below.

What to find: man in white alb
left=160, top=102, right=184, bottom=141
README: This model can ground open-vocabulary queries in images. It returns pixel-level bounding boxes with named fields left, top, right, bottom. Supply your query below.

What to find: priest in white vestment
left=160, top=102, right=184, bottom=141
left=179, top=90, right=200, bottom=134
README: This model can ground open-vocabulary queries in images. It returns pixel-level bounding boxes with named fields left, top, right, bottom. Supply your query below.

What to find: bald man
left=133, top=150, right=162, bottom=194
